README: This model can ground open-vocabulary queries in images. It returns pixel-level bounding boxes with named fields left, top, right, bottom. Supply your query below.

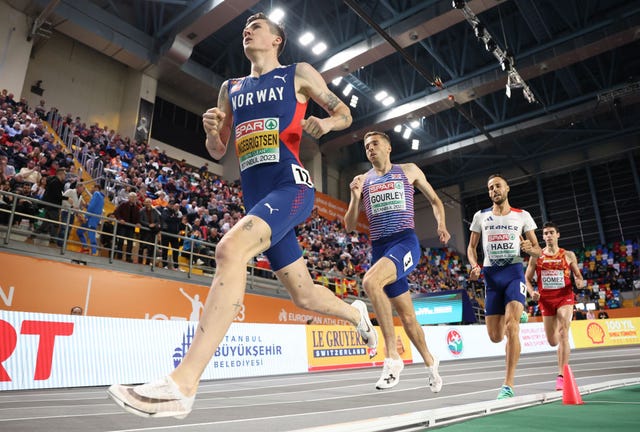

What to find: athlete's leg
left=503, top=299, right=524, bottom=388
left=170, top=215, right=271, bottom=396
left=361, top=257, right=397, bottom=358
left=543, top=314, right=559, bottom=346
left=390, top=291, right=436, bottom=366
left=483, top=274, right=506, bottom=343
left=485, top=314, right=506, bottom=342
left=555, top=304, right=573, bottom=375
left=275, top=257, right=360, bottom=325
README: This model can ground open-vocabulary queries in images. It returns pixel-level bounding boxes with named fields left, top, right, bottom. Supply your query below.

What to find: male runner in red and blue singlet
left=345, top=131, right=449, bottom=392
left=109, top=12, right=376, bottom=419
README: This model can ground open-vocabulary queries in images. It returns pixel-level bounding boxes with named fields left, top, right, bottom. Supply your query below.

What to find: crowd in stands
left=1, top=91, right=637, bottom=307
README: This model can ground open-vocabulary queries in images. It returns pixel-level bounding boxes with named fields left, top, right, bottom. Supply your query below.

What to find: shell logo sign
left=571, top=318, right=640, bottom=348
left=586, top=322, right=605, bottom=344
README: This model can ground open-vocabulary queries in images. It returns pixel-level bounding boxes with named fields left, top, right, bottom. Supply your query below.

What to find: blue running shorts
left=371, top=229, right=421, bottom=298
left=482, top=263, right=527, bottom=316
left=247, top=184, right=314, bottom=271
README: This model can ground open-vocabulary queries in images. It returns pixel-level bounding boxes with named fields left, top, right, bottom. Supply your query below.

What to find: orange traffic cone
left=562, top=364, right=584, bottom=405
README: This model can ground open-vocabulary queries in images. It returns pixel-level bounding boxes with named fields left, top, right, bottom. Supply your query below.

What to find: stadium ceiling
left=10, top=0, right=640, bottom=189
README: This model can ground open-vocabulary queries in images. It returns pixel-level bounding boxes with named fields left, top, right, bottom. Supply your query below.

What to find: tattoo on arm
left=217, top=81, right=229, bottom=108
left=242, top=220, right=253, bottom=231
left=325, top=92, right=340, bottom=112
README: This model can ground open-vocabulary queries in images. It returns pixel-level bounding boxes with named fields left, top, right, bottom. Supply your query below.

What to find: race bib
left=368, top=181, right=406, bottom=215
left=236, top=118, right=280, bottom=170
left=403, top=251, right=413, bottom=272
left=486, top=233, right=518, bottom=260
left=291, top=164, right=314, bottom=188
left=540, top=269, right=565, bottom=289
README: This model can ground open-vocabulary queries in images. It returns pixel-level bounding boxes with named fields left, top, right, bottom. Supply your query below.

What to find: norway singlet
left=535, top=248, right=575, bottom=315
left=362, top=165, right=420, bottom=298
left=227, top=63, right=314, bottom=270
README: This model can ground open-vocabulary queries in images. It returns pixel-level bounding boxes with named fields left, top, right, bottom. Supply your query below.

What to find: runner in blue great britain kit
left=108, top=12, right=376, bottom=419
left=345, top=131, right=449, bottom=392
left=467, top=174, right=541, bottom=400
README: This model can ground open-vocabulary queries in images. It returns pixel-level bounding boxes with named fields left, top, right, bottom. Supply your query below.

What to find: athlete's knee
left=361, top=272, right=381, bottom=294
left=290, top=288, right=314, bottom=310
left=213, top=236, right=241, bottom=264
left=557, top=324, right=569, bottom=341
left=547, top=334, right=559, bottom=346
left=486, top=323, right=504, bottom=343
left=397, top=310, right=416, bottom=329
left=504, top=317, right=520, bottom=338
left=488, top=330, right=504, bottom=343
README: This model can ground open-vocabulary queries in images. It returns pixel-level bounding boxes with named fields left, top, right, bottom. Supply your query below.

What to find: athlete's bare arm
left=344, top=174, right=365, bottom=232
left=525, top=258, right=540, bottom=301
left=566, top=250, right=585, bottom=288
left=295, top=62, right=352, bottom=138
left=402, top=163, right=450, bottom=245
left=467, top=231, right=482, bottom=281
left=203, top=80, right=233, bottom=160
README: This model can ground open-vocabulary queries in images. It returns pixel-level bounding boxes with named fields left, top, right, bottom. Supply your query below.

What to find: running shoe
left=352, top=300, right=377, bottom=352
left=107, top=376, right=194, bottom=419
left=375, top=358, right=404, bottom=389
left=497, top=385, right=514, bottom=399
left=427, top=356, right=443, bottom=393
left=555, top=375, right=564, bottom=391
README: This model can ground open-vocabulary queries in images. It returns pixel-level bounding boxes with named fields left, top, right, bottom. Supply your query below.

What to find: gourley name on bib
left=369, top=181, right=406, bottom=214
left=236, top=118, right=280, bottom=170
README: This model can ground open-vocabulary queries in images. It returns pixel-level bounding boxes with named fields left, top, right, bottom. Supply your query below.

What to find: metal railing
left=0, top=189, right=365, bottom=296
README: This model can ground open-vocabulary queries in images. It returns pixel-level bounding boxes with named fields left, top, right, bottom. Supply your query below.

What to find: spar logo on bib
left=446, top=329, right=463, bottom=356
left=236, top=117, right=280, bottom=171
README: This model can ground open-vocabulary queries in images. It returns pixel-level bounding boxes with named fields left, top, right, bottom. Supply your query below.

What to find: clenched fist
left=520, top=235, right=534, bottom=255
left=301, top=116, right=331, bottom=139
left=202, top=107, right=226, bottom=137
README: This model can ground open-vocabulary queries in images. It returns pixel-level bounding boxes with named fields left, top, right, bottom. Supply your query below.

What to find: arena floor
left=2, top=345, right=639, bottom=432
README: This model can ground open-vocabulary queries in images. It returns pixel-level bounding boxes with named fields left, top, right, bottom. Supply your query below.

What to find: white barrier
left=409, top=322, right=569, bottom=364
left=0, top=311, right=308, bottom=391
left=1, top=310, right=562, bottom=391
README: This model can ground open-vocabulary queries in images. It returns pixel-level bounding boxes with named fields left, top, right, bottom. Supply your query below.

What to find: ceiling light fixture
left=312, top=42, right=327, bottom=55
left=299, top=32, right=315, bottom=46
left=375, top=90, right=388, bottom=101
left=382, top=96, right=395, bottom=106
left=342, top=83, right=353, bottom=96
left=268, top=8, right=285, bottom=24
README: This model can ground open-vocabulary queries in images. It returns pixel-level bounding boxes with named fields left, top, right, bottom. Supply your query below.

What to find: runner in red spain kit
left=525, top=221, right=585, bottom=391
left=108, top=12, right=376, bottom=419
